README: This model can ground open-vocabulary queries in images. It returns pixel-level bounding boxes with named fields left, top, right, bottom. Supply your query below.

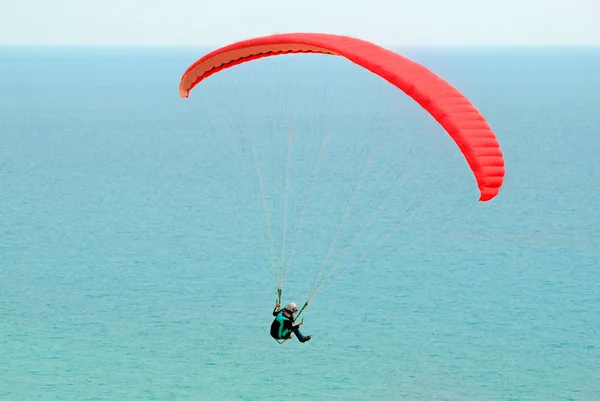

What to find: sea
left=1, top=45, right=599, bottom=400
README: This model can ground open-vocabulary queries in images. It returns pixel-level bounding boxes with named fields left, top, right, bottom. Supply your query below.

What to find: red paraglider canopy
left=179, top=33, right=505, bottom=201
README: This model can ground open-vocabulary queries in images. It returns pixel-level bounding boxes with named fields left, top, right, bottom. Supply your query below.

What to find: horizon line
left=1, top=43, right=599, bottom=49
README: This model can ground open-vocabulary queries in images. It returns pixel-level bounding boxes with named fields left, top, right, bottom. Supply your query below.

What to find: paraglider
left=271, top=302, right=311, bottom=343
left=178, top=33, right=505, bottom=343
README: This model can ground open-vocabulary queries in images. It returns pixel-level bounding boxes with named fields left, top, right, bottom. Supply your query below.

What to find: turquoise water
left=1, top=47, right=599, bottom=400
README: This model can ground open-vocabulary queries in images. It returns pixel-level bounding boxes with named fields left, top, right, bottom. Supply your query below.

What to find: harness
left=271, top=289, right=308, bottom=344
left=271, top=310, right=292, bottom=343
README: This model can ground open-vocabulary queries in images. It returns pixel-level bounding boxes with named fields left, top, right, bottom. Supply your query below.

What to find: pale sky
left=1, top=0, right=599, bottom=46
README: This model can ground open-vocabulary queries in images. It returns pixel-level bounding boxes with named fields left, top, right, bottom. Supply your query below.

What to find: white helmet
left=285, top=302, right=297, bottom=312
